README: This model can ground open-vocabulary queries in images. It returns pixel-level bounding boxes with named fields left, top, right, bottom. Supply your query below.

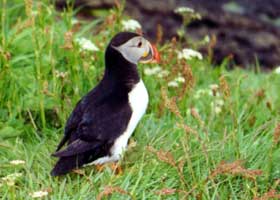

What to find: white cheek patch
left=112, top=37, right=147, bottom=64
left=114, top=45, right=141, bottom=64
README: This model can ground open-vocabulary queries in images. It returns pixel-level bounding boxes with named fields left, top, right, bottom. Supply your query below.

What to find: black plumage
left=51, top=32, right=141, bottom=176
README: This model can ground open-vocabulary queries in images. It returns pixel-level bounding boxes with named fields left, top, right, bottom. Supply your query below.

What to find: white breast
left=91, top=80, right=148, bottom=165
left=111, top=80, right=149, bottom=156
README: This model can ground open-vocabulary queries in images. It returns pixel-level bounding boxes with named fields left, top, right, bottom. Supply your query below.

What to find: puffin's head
left=108, top=32, right=160, bottom=65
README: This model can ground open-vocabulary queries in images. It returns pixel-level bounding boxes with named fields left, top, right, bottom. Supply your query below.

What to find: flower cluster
left=274, top=66, right=280, bottom=74
left=144, top=66, right=169, bottom=78
left=71, top=18, right=79, bottom=25
left=177, top=48, right=203, bottom=60
left=1, top=159, right=26, bottom=187
left=10, top=160, right=25, bottom=165
left=211, top=99, right=224, bottom=114
left=194, top=84, right=224, bottom=114
left=1, top=172, right=22, bottom=186
left=144, top=66, right=187, bottom=88
left=75, top=38, right=99, bottom=52
left=167, top=76, right=185, bottom=88
left=174, top=6, right=194, bottom=14
left=174, top=6, right=202, bottom=20
left=30, top=190, right=49, bottom=198
left=121, top=19, right=142, bottom=31
left=54, top=70, right=68, bottom=79
left=194, top=89, right=213, bottom=99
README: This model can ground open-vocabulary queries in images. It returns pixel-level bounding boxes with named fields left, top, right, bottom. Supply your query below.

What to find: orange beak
left=151, top=44, right=160, bottom=63
left=139, top=43, right=160, bottom=64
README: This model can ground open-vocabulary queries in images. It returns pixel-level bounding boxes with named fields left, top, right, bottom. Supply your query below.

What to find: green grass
left=1, top=1, right=280, bottom=199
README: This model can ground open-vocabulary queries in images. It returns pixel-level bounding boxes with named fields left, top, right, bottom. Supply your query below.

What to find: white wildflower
left=203, top=35, right=210, bottom=43
left=214, top=106, right=222, bottom=114
left=75, top=38, right=99, bottom=52
left=177, top=48, right=203, bottom=60
left=175, top=76, right=185, bottom=83
left=6, top=180, right=15, bottom=186
left=10, top=160, right=25, bottom=165
left=174, top=6, right=194, bottom=14
left=144, top=66, right=162, bottom=76
left=274, top=66, right=280, bottom=74
left=211, top=101, right=223, bottom=114
left=209, top=84, right=219, bottom=90
left=193, top=13, right=202, bottom=20
left=30, top=191, right=49, bottom=198
left=71, top=18, right=79, bottom=25
left=194, top=89, right=210, bottom=99
left=2, top=173, right=22, bottom=181
left=54, top=70, right=68, bottom=79
left=121, top=19, right=142, bottom=31
left=168, top=81, right=179, bottom=88
left=144, top=66, right=169, bottom=78
left=215, top=99, right=224, bottom=106
left=209, top=84, right=220, bottom=96
left=168, top=75, right=185, bottom=88
left=157, top=70, right=169, bottom=78
left=194, top=89, right=204, bottom=99
left=2, top=172, right=22, bottom=186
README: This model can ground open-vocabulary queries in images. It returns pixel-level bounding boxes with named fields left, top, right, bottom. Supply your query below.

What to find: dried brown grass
left=61, top=31, right=74, bottom=50
left=161, top=87, right=182, bottom=120
left=178, top=62, right=195, bottom=100
left=210, top=160, right=262, bottom=180
left=219, top=75, right=230, bottom=99
left=273, top=123, right=280, bottom=145
left=253, top=189, right=280, bottom=200
left=96, top=186, right=132, bottom=200
left=207, top=34, right=217, bottom=62
left=147, top=146, right=188, bottom=190
left=24, top=0, right=33, bottom=17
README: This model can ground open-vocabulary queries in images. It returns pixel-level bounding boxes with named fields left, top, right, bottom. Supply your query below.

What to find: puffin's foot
left=109, top=162, right=123, bottom=175
left=94, top=163, right=123, bottom=174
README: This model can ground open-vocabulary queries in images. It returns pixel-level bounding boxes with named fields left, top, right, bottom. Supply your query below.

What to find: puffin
left=51, top=32, right=160, bottom=176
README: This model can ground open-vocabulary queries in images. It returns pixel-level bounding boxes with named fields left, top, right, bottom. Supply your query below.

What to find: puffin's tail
left=51, top=155, right=84, bottom=176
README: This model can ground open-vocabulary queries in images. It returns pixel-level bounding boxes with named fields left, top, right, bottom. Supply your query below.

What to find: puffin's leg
left=109, top=162, right=123, bottom=174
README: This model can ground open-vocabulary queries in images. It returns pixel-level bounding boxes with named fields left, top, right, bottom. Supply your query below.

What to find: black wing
left=53, top=85, right=132, bottom=157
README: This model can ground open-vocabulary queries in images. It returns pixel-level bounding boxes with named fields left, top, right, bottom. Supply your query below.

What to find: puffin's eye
left=137, top=41, right=142, bottom=48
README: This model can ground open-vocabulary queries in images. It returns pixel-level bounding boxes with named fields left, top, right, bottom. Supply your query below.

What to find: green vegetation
left=1, top=1, right=280, bottom=199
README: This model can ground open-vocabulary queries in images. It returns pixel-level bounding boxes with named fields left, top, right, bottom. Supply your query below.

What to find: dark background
left=56, top=0, right=280, bottom=69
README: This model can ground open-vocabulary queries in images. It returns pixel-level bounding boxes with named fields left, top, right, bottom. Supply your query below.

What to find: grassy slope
left=1, top=1, right=280, bottom=199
